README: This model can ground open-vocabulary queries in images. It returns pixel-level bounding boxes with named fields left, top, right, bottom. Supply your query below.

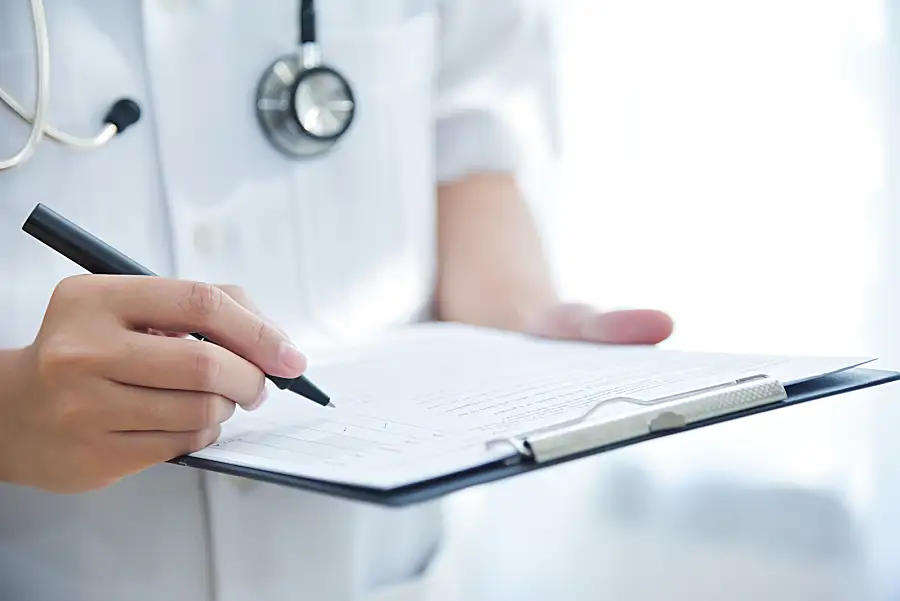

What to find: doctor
left=0, top=1, right=673, bottom=600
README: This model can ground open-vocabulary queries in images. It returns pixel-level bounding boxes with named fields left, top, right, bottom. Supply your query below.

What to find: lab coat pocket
left=291, top=10, right=439, bottom=339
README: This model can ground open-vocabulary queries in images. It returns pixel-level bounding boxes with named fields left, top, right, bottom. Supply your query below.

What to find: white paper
left=189, top=323, right=873, bottom=489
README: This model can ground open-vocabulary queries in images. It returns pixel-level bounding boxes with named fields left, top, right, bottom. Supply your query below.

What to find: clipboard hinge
left=486, top=374, right=787, bottom=464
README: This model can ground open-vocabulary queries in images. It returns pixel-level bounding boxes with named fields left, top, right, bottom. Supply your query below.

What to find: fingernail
left=248, top=387, right=269, bottom=411
left=278, top=341, right=306, bottom=373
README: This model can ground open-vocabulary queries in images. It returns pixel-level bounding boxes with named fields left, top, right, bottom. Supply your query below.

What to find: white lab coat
left=0, top=1, right=557, bottom=600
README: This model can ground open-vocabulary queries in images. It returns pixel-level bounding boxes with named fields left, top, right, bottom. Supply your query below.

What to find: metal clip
left=486, top=374, right=787, bottom=464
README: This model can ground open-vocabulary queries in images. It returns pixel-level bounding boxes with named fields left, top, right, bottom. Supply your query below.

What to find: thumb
left=580, top=308, right=674, bottom=345
left=530, top=303, right=674, bottom=345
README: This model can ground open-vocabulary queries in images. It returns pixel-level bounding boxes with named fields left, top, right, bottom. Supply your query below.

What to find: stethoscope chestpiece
left=255, top=44, right=355, bottom=159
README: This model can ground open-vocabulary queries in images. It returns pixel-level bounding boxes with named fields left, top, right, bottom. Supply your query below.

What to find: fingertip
left=584, top=309, right=675, bottom=345
left=245, top=386, right=269, bottom=412
left=274, top=341, right=307, bottom=377
left=632, top=309, right=675, bottom=341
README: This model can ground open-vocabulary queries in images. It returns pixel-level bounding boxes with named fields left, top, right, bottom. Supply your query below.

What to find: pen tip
left=286, top=375, right=331, bottom=406
left=326, top=402, right=336, bottom=408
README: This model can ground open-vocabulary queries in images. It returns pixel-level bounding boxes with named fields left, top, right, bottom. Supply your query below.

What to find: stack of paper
left=189, top=323, right=875, bottom=490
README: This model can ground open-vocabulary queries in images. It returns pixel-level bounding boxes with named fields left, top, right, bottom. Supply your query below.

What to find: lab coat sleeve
left=433, top=0, right=561, bottom=184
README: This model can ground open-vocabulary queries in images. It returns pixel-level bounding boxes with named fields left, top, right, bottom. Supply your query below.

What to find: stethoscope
left=0, top=0, right=355, bottom=172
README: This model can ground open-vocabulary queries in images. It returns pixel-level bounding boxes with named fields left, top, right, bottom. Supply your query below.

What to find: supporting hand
left=528, top=302, right=674, bottom=345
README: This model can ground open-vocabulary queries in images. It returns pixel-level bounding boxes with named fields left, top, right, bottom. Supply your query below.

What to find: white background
left=446, top=1, right=900, bottom=600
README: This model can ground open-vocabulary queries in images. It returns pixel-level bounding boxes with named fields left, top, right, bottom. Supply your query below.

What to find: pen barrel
left=268, top=375, right=293, bottom=389
left=22, top=203, right=157, bottom=277
left=21, top=203, right=332, bottom=408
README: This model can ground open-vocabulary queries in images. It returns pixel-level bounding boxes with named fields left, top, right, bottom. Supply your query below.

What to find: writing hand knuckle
left=48, top=275, right=100, bottom=313
left=191, top=347, right=221, bottom=390
left=53, top=274, right=91, bottom=298
left=184, top=282, right=224, bottom=320
left=37, top=337, right=90, bottom=375
left=253, top=319, right=272, bottom=347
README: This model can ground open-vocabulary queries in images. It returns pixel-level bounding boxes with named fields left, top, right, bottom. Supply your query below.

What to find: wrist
left=0, top=347, right=31, bottom=483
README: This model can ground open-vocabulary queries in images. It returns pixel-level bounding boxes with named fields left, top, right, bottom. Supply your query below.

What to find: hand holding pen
left=0, top=204, right=329, bottom=494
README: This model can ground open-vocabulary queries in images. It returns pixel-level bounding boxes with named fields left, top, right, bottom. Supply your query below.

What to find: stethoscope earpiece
left=103, top=98, right=142, bottom=134
left=0, top=0, right=349, bottom=171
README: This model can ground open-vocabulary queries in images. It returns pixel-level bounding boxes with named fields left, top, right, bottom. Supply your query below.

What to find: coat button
left=193, top=222, right=239, bottom=258
left=192, top=223, right=221, bottom=256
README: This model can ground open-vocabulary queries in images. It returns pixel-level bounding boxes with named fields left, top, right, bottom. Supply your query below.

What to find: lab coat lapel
left=137, top=0, right=307, bottom=326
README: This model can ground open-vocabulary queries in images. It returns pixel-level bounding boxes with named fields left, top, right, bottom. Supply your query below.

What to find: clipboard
left=172, top=366, right=899, bottom=507
left=21, top=203, right=898, bottom=507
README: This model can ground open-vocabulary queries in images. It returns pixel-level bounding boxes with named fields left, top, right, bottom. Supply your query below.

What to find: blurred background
left=444, top=1, right=900, bottom=599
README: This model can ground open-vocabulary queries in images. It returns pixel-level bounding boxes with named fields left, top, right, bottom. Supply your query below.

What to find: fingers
left=581, top=309, right=675, bottom=345
left=98, top=332, right=267, bottom=410
left=98, top=380, right=237, bottom=433
left=98, top=276, right=306, bottom=378
left=216, top=284, right=290, bottom=338
left=531, top=303, right=675, bottom=345
left=112, top=426, right=223, bottom=466
left=142, top=284, right=286, bottom=343
left=528, top=303, right=596, bottom=340
left=214, top=284, right=263, bottom=315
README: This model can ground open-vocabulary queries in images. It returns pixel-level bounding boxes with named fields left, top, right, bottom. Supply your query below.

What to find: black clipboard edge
left=170, top=367, right=900, bottom=507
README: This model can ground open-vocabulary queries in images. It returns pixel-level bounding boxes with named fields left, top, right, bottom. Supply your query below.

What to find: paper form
left=188, top=323, right=873, bottom=489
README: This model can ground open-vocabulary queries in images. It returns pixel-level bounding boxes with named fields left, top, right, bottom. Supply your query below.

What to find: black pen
left=22, top=203, right=333, bottom=408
